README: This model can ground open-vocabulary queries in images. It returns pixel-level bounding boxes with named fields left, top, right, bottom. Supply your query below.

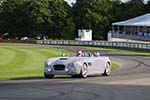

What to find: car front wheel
left=44, top=74, right=54, bottom=79
left=80, top=64, right=88, bottom=78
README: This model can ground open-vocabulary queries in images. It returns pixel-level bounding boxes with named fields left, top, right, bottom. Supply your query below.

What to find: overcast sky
left=65, top=0, right=148, bottom=5
left=64, top=0, right=75, bottom=5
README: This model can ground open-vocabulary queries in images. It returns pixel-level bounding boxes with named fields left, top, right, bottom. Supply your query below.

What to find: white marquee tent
left=111, top=13, right=150, bottom=41
left=112, top=13, right=150, bottom=34
left=112, top=13, right=150, bottom=26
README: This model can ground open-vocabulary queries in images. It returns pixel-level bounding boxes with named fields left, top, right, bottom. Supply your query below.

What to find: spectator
left=144, top=32, right=147, bottom=37
left=149, top=32, right=150, bottom=37
left=0, top=34, right=4, bottom=40
left=76, top=50, right=84, bottom=57
left=138, top=32, right=143, bottom=36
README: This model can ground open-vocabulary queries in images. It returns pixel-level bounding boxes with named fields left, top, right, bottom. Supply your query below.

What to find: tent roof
left=112, top=13, right=150, bottom=26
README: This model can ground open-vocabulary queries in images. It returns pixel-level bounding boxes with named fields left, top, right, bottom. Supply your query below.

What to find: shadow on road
left=9, top=76, right=45, bottom=80
left=9, top=75, right=102, bottom=80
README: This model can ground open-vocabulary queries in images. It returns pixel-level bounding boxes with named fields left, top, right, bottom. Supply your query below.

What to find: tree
left=25, top=0, right=53, bottom=37
left=0, top=0, right=75, bottom=39
left=145, top=0, right=150, bottom=13
left=124, top=0, right=145, bottom=19
left=111, top=0, right=126, bottom=22
left=72, top=0, right=112, bottom=40
left=48, top=0, right=75, bottom=39
left=0, top=0, right=26, bottom=38
left=0, top=0, right=2, bottom=16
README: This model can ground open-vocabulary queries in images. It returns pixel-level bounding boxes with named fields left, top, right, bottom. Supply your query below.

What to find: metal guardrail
left=36, top=40, right=150, bottom=50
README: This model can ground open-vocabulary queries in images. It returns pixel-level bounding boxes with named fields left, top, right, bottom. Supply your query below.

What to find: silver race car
left=44, top=51, right=111, bottom=78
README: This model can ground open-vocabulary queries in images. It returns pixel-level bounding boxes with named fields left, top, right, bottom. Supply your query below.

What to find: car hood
left=53, top=57, right=88, bottom=65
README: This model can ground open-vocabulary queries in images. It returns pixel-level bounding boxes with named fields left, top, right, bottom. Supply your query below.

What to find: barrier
left=36, top=40, right=150, bottom=50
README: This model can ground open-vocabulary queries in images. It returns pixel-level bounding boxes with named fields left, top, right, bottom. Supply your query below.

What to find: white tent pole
left=138, top=26, right=139, bottom=33
left=118, top=25, right=120, bottom=33
left=145, top=26, right=147, bottom=32
left=112, top=25, right=114, bottom=33
left=131, top=26, right=132, bottom=35
left=124, top=25, right=126, bottom=34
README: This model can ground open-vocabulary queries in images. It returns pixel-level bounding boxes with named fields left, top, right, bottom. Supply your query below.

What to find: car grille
left=53, top=65, right=65, bottom=70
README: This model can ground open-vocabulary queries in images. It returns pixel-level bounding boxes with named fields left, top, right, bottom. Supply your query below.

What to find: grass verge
left=112, top=63, right=119, bottom=70
left=0, top=44, right=119, bottom=80
left=0, top=45, right=71, bottom=80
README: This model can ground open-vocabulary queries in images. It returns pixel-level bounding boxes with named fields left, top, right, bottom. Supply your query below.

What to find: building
left=75, top=29, right=92, bottom=41
left=109, top=13, right=150, bottom=42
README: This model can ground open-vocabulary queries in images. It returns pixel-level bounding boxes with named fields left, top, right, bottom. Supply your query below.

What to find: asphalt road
left=0, top=46, right=150, bottom=100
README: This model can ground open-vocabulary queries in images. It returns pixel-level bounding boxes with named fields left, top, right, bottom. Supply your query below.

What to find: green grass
left=112, top=63, right=119, bottom=70
left=0, top=44, right=121, bottom=80
left=0, top=45, right=71, bottom=80
left=1, top=44, right=149, bottom=80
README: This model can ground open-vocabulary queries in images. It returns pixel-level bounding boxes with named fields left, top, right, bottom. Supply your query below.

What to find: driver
left=76, top=50, right=84, bottom=57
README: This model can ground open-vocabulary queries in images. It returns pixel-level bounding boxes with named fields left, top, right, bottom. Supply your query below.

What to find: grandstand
left=110, top=13, right=150, bottom=42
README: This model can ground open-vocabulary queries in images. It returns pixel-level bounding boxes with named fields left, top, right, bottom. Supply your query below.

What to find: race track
left=0, top=45, right=150, bottom=100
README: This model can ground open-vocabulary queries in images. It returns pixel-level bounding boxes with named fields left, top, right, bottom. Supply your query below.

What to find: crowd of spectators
left=76, top=50, right=100, bottom=57
left=112, top=30, right=150, bottom=37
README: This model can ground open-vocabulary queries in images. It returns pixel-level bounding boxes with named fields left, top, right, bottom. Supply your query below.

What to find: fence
left=36, top=40, right=150, bottom=50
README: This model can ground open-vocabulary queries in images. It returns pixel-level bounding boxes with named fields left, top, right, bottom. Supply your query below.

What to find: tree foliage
left=111, top=0, right=126, bottom=22
left=145, top=0, right=150, bottom=13
left=0, top=0, right=75, bottom=39
left=125, top=0, right=145, bottom=19
left=48, top=0, right=75, bottom=39
left=72, top=0, right=112, bottom=40
left=0, top=0, right=148, bottom=40
left=0, top=0, right=26, bottom=37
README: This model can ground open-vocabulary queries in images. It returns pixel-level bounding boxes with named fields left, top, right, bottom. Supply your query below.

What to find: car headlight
left=45, top=67, right=52, bottom=72
left=44, top=61, right=53, bottom=72
left=65, top=67, right=70, bottom=72
left=45, top=61, right=53, bottom=67
left=47, top=68, right=52, bottom=72
left=47, top=61, right=53, bottom=66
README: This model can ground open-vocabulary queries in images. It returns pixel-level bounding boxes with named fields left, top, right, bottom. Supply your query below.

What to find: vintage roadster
left=44, top=51, right=111, bottom=78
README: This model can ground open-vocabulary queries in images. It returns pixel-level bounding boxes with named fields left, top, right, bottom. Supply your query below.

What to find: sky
left=64, top=0, right=75, bottom=5
left=65, top=0, right=148, bottom=5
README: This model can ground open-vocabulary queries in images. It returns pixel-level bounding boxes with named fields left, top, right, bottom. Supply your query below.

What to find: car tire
left=80, top=64, right=88, bottom=78
left=102, top=63, right=111, bottom=76
left=44, top=74, right=54, bottom=79
left=71, top=75, right=79, bottom=78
